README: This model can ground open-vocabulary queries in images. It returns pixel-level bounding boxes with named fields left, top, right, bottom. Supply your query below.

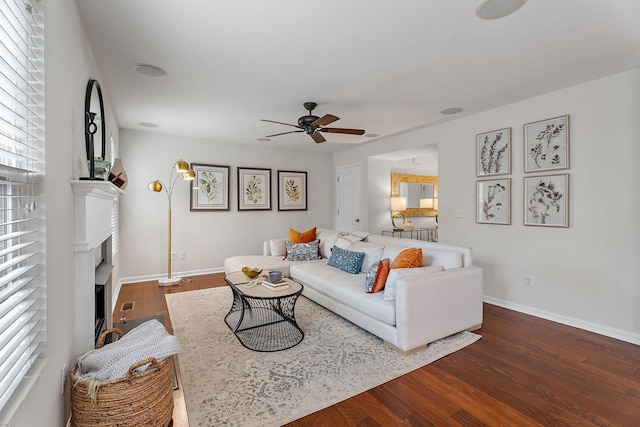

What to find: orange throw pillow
left=289, top=227, right=317, bottom=243
left=370, top=258, right=390, bottom=293
left=390, top=248, right=423, bottom=269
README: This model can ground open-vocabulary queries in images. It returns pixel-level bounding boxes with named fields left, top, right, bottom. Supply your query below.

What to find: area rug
left=166, top=286, right=481, bottom=427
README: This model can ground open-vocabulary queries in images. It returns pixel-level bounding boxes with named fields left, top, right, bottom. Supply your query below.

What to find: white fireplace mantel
left=71, top=180, right=124, bottom=358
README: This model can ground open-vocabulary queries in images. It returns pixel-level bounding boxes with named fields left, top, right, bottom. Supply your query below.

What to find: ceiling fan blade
left=312, top=114, right=339, bottom=127
left=310, top=132, right=326, bottom=143
left=265, top=130, right=304, bottom=137
left=260, top=119, right=302, bottom=129
left=320, top=127, right=366, bottom=135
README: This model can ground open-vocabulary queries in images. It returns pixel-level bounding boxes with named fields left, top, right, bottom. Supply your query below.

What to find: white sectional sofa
left=224, top=229, right=483, bottom=354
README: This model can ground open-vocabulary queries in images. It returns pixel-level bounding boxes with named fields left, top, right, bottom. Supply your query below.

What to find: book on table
left=261, top=279, right=289, bottom=291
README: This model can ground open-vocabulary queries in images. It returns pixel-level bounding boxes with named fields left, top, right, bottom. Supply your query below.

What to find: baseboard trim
left=484, top=296, right=640, bottom=346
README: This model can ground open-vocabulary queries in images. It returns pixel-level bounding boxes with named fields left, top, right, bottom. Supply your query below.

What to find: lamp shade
left=174, top=159, right=190, bottom=172
left=390, top=196, right=407, bottom=211
left=420, top=198, right=433, bottom=209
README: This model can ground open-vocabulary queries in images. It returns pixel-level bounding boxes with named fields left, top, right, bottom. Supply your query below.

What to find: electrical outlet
left=179, top=251, right=185, bottom=259
left=171, top=252, right=177, bottom=260
left=452, top=208, right=464, bottom=218
left=525, top=275, right=534, bottom=288
left=61, top=363, right=68, bottom=394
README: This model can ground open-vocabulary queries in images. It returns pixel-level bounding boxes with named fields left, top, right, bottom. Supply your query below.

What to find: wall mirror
left=391, top=172, right=438, bottom=217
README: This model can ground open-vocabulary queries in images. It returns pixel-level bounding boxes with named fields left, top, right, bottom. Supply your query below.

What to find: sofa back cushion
left=422, top=250, right=463, bottom=270
left=269, top=238, right=287, bottom=257
left=347, top=241, right=384, bottom=272
left=316, top=228, right=341, bottom=259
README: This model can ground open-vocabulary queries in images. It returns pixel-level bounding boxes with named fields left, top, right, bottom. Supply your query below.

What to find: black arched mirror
left=80, top=79, right=107, bottom=180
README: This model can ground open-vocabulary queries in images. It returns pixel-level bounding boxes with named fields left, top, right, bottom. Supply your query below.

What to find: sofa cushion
left=291, top=263, right=396, bottom=326
left=422, top=250, right=464, bottom=270
left=365, top=258, right=390, bottom=293
left=383, top=265, right=444, bottom=301
left=285, top=239, right=321, bottom=261
left=316, top=228, right=341, bottom=259
left=390, top=247, right=423, bottom=269
left=269, top=238, right=287, bottom=257
left=347, top=241, right=385, bottom=271
left=289, top=227, right=316, bottom=243
left=327, top=246, right=365, bottom=274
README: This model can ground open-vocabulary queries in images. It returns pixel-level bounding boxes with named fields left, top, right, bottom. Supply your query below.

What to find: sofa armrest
left=263, top=240, right=271, bottom=256
left=394, top=266, right=483, bottom=351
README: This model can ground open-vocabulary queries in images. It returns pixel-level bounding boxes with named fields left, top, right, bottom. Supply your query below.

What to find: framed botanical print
left=237, top=167, right=271, bottom=211
left=524, top=174, right=569, bottom=227
left=190, top=164, right=230, bottom=211
left=524, top=115, right=569, bottom=172
left=476, top=178, right=511, bottom=225
left=277, top=170, right=307, bottom=211
left=476, top=127, right=511, bottom=176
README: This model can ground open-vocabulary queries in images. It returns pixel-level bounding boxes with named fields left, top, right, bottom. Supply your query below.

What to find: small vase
left=108, top=158, right=128, bottom=189
left=88, top=157, right=111, bottom=180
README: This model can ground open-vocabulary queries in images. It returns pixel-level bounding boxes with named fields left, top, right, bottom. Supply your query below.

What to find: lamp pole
left=149, top=160, right=195, bottom=286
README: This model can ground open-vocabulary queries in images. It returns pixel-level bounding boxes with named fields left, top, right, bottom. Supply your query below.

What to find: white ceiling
left=76, top=0, right=640, bottom=154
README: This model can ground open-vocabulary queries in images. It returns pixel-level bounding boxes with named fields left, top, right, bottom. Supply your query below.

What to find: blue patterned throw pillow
left=284, top=239, right=321, bottom=261
left=327, top=245, right=365, bottom=274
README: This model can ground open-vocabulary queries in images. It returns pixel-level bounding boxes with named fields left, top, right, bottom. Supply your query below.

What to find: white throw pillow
left=334, top=233, right=366, bottom=250
left=269, top=238, right=287, bottom=257
left=383, top=265, right=444, bottom=301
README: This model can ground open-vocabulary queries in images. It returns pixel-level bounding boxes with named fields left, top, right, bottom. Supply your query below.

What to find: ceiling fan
left=261, top=102, right=365, bottom=143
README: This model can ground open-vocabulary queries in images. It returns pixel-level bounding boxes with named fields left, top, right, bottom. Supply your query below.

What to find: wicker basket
left=70, top=328, right=174, bottom=427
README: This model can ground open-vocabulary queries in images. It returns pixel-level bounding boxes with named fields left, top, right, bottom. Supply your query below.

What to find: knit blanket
left=76, top=319, right=181, bottom=382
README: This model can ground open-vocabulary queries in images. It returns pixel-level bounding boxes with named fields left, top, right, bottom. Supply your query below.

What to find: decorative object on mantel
left=390, top=196, right=407, bottom=230
left=80, top=79, right=109, bottom=181
left=108, top=158, right=128, bottom=189
left=148, top=160, right=195, bottom=285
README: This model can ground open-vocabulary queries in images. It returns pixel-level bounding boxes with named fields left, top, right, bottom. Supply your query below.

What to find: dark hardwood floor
left=115, top=273, right=640, bottom=426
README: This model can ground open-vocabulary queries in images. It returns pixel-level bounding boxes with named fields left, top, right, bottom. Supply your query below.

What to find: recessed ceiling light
left=441, top=107, right=464, bottom=115
left=139, top=122, right=159, bottom=128
left=476, top=0, right=527, bottom=20
left=132, top=63, right=167, bottom=77
left=257, top=137, right=271, bottom=142
left=364, top=133, right=379, bottom=138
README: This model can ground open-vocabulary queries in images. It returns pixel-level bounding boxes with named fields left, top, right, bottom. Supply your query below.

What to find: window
left=0, top=0, right=45, bottom=418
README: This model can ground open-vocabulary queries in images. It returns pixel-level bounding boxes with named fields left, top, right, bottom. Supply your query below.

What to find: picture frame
left=524, top=115, right=569, bottom=172
left=476, top=127, right=511, bottom=176
left=524, top=174, right=569, bottom=227
left=476, top=178, right=511, bottom=225
left=277, top=170, right=307, bottom=211
left=190, top=164, right=230, bottom=211
left=237, top=167, right=271, bottom=211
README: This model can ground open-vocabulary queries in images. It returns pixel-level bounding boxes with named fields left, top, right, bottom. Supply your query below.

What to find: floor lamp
left=148, top=159, right=195, bottom=286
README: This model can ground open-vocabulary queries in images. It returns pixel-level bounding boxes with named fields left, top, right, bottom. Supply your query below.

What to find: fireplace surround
left=71, top=180, right=123, bottom=358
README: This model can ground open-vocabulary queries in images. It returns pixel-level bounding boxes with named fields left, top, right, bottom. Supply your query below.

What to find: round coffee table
left=224, top=271, right=304, bottom=352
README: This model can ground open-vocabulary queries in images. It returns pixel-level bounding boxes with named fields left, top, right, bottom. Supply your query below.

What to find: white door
left=336, top=164, right=361, bottom=232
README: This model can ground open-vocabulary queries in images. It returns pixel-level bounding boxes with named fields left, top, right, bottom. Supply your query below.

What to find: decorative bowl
left=241, top=267, right=262, bottom=279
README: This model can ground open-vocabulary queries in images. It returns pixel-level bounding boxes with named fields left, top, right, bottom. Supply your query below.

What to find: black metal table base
left=224, top=285, right=304, bottom=352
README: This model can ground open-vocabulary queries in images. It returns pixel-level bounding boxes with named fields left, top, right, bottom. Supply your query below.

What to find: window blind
left=0, top=0, right=45, bottom=417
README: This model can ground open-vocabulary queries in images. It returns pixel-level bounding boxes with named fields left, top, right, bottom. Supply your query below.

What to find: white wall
left=8, top=1, right=120, bottom=425
left=336, top=69, right=640, bottom=343
left=118, top=130, right=334, bottom=280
